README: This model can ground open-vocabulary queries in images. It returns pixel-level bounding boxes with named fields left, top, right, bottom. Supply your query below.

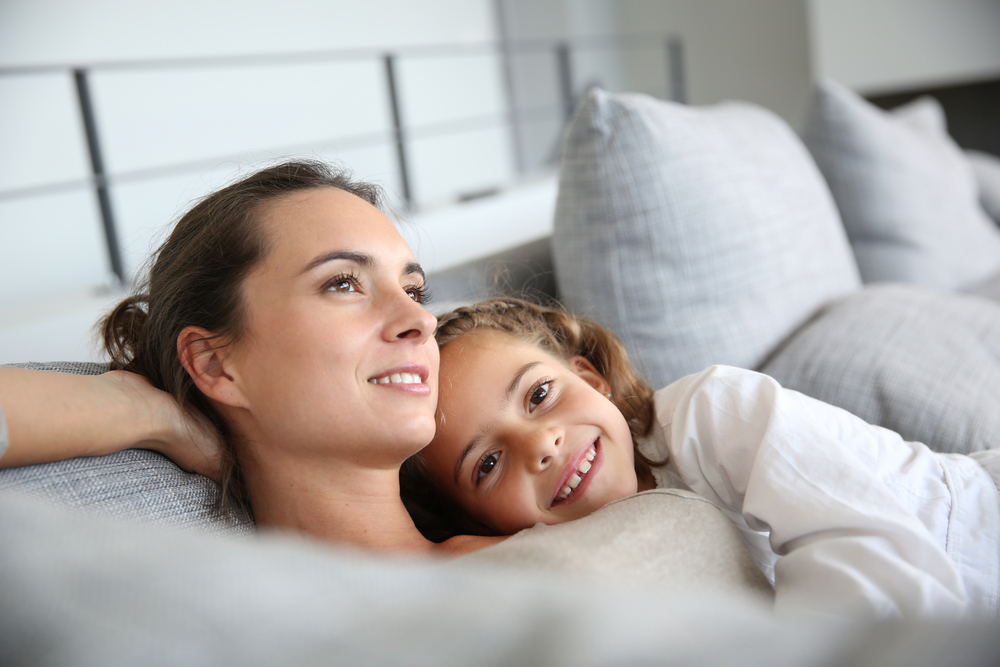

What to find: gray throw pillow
left=966, top=149, right=1000, bottom=226
left=0, top=361, right=253, bottom=535
left=802, top=80, right=1000, bottom=290
left=760, top=284, right=1000, bottom=455
left=553, top=88, right=859, bottom=387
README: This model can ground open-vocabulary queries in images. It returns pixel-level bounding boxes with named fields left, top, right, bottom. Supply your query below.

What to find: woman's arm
left=0, top=367, right=221, bottom=479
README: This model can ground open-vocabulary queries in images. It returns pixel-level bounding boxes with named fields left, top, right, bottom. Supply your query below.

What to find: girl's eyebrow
left=453, top=361, right=542, bottom=485
left=454, top=435, right=484, bottom=485
left=504, top=362, right=541, bottom=405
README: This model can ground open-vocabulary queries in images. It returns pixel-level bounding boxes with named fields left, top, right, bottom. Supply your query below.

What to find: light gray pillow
left=802, top=80, right=1000, bottom=290
left=760, top=283, right=1000, bottom=455
left=966, top=148, right=1000, bottom=225
left=0, top=361, right=253, bottom=535
left=553, top=88, right=860, bottom=387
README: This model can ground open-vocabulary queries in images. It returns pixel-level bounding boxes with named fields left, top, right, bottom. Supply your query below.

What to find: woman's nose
left=384, top=290, right=437, bottom=344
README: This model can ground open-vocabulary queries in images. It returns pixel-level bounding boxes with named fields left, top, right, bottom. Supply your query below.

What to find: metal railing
left=0, top=35, right=684, bottom=283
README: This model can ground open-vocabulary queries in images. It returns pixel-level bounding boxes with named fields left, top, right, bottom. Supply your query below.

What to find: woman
left=0, top=160, right=498, bottom=555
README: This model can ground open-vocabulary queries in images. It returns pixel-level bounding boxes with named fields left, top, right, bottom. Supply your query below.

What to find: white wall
left=808, top=0, right=1000, bottom=94
left=618, top=0, right=814, bottom=128
left=0, top=0, right=515, bottom=363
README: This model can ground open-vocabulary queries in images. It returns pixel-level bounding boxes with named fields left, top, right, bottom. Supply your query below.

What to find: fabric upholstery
left=968, top=269, right=1000, bottom=302
left=759, top=283, right=1000, bottom=455
left=9, top=489, right=999, bottom=667
left=553, top=88, right=859, bottom=388
left=802, top=80, right=1000, bottom=289
left=967, top=149, right=1000, bottom=225
left=462, top=488, right=773, bottom=599
left=0, top=361, right=253, bottom=535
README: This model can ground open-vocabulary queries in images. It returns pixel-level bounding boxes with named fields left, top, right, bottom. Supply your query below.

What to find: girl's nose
left=523, top=429, right=562, bottom=473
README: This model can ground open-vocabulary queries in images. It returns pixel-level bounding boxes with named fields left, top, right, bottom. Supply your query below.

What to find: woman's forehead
left=260, top=187, right=413, bottom=265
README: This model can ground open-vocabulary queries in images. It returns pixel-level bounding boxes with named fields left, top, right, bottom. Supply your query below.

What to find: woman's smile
left=229, top=186, right=440, bottom=464
left=367, top=363, right=432, bottom=395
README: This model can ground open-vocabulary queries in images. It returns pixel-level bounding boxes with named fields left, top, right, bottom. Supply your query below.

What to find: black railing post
left=74, top=68, right=124, bottom=283
left=667, top=36, right=686, bottom=104
left=383, top=54, right=412, bottom=207
left=556, top=42, right=575, bottom=121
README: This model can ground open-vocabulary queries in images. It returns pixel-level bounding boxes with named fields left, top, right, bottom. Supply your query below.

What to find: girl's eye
left=406, top=284, right=429, bottom=303
left=528, top=381, right=552, bottom=412
left=326, top=273, right=360, bottom=293
left=476, top=452, right=499, bottom=484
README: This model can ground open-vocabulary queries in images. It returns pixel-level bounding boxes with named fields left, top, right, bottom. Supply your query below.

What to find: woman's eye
left=406, top=285, right=428, bottom=303
left=476, top=452, right=499, bottom=484
left=326, top=274, right=359, bottom=293
left=528, top=381, right=551, bottom=412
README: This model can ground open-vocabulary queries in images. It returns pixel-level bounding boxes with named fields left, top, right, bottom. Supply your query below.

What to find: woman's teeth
left=556, top=446, right=597, bottom=502
left=369, top=373, right=421, bottom=385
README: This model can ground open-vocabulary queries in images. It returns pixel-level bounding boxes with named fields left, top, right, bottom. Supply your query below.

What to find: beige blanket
left=460, top=489, right=773, bottom=601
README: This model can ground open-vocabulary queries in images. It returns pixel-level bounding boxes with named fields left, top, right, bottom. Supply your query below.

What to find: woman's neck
left=242, top=451, right=432, bottom=552
left=240, top=446, right=503, bottom=555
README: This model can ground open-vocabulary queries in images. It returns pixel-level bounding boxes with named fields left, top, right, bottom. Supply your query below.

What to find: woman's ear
left=177, top=326, right=249, bottom=409
left=568, top=355, right=611, bottom=395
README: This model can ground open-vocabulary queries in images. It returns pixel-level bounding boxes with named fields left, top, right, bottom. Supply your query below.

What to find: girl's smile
left=421, top=329, right=639, bottom=534
left=551, top=439, right=600, bottom=506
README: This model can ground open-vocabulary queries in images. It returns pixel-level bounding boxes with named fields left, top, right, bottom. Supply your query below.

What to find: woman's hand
left=109, top=371, right=223, bottom=481
left=0, top=367, right=221, bottom=480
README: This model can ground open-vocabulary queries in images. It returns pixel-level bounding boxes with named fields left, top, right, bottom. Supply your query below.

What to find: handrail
left=1, top=35, right=684, bottom=283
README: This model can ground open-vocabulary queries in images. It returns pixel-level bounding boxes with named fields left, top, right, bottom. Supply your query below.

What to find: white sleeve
left=653, top=366, right=967, bottom=618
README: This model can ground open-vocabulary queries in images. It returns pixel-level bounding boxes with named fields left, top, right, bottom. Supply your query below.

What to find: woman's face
left=421, top=329, right=638, bottom=534
left=226, top=187, right=439, bottom=466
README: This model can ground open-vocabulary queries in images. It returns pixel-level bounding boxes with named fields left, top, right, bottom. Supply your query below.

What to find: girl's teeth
left=556, top=446, right=598, bottom=501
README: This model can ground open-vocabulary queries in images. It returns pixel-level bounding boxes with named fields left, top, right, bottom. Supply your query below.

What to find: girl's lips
left=551, top=437, right=602, bottom=507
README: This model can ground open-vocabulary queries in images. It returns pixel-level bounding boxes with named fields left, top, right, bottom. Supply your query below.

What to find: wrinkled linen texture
left=642, top=365, right=1000, bottom=619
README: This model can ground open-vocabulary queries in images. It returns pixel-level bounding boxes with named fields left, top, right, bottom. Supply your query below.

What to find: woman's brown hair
left=101, top=160, right=383, bottom=517
left=401, top=296, right=659, bottom=540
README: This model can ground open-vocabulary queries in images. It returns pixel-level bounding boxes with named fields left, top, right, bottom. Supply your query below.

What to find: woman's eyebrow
left=301, top=250, right=373, bottom=275
left=404, top=261, right=425, bottom=279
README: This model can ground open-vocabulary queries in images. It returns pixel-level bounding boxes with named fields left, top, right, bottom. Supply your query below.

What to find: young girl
left=404, top=297, right=1000, bottom=618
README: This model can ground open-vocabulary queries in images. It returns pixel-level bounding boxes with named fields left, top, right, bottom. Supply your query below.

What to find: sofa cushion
left=760, top=283, right=1000, bottom=455
left=802, top=80, right=1000, bottom=290
left=966, top=149, right=1000, bottom=226
left=553, top=88, right=860, bottom=388
left=461, top=488, right=773, bottom=599
left=0, top=361, right=253, bottom=535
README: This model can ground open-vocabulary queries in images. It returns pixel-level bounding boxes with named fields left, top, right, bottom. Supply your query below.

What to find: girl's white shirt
left=640, top=365, right=1000, bottom=619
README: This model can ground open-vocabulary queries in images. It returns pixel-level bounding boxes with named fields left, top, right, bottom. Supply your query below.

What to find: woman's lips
left=551, top=438, right=601, bottom=506
left=367, top=364, right=431, bottom=395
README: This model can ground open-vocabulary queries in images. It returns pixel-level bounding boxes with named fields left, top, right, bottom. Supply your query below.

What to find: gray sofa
left=4, top=81, right=1000, bottom=665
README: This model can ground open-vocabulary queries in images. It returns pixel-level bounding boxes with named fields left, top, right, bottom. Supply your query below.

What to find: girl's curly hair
left=401, top=296, right=659, bottom=541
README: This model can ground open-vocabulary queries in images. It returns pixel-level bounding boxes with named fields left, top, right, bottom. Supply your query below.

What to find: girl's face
left=225, top=187, right=439, bottom=466
left=421, top=329, right=638, bottom=534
